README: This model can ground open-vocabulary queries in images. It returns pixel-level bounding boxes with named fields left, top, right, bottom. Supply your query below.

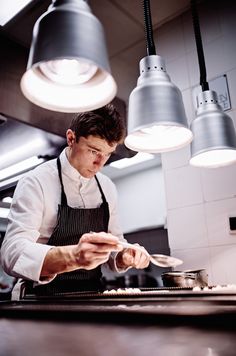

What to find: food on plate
left=103, top=288, right=141, bottom=294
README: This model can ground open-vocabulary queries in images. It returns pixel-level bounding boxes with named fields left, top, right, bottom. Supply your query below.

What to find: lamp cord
left=143, top=0, right=156, bottom=55
left=191, top=0, right=209, bottom=91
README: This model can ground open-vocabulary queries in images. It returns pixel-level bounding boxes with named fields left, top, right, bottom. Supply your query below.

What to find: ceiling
left=2, top=0, right=191, bottom=103
left=0, top=0, right=191, bottom=187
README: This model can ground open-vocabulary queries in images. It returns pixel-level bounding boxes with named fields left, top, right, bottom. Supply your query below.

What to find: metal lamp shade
left=190, top=90, right=236, bottom=168
left=124, top=55, right=193, bottom=153
left=20, top=0, right=117, bottom=112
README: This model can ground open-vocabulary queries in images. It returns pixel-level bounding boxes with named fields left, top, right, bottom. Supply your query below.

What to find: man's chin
left=83, top=170, right=97, bottom=178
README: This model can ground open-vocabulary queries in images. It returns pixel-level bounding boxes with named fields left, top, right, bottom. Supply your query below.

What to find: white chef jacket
left=1, top=148, right=125, bottom=283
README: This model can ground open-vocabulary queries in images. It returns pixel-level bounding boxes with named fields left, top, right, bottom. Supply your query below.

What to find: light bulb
left=39, top=59, right=98, bottom=85
left=190, top=149, right=236, bottom=168
left=125, top=124, right=193, bottom=153
left=20, top=0, right=117, bottom=112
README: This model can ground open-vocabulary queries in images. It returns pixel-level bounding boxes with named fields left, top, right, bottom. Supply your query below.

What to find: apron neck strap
left=57, top=157, right=68, bottom=206
left=94, top=175, right=107, bottom=204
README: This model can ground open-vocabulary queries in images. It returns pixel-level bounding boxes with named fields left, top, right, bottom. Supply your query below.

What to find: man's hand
left=115, top=244, right=150, bottom=270
left=72, top=232, right=123, bottom=270
left=41, top=232, right=123, bottom=277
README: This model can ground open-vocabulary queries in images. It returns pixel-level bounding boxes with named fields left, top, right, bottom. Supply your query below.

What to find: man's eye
left=88, top=149, right=112, bottom=159
left=88, top=149, right=97, bottom=155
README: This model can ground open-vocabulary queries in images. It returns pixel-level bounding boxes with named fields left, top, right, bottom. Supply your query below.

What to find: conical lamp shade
left=20, top=0, right=117, bottom=113
left=124, top=55, right=193, bottom=153
left=190, top=90, right=236, bottom=168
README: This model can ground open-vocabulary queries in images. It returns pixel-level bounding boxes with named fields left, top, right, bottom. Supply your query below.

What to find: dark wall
left=103, top=227, right=171, bottom=288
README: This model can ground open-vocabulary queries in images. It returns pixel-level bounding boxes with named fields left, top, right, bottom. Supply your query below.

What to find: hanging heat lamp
left=189, top=0, right=236, bottom=168
left=20, top=0, right=117, bottom=113
left=124, top=0, right=193, bottom=153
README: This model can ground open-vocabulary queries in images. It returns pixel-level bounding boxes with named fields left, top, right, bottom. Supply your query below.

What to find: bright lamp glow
left=20, top=0, right=117, bottom=112
left=190, top=91, right=236, bottom=168
left=0, top=156, right=44, bottom=181
left=110, top=152, right=155, bottom=169
left=125, top=55, right=192, bottom=153
left=189, top=0, right=236, bottom=168
left=125, top=0, right=192, bottom=153
left=0, top=207, right=10, bottom=218
left=21, top=68, right=116, bottom=112
left=0, top=173, right=25, bottom=189
left=125, top=125, right=193, bottom=153
left=39, top=59, right=98, bottom=85
left=190, top=149, right=236, bottom=168
left=0, top=0, right=32, bottom=26
left=1, top=137, right=45, bottom=168
left=2, top=197, right=13, bottom=204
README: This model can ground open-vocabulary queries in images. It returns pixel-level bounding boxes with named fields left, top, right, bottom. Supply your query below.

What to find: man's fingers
left=81, top=232, right=121, bottom=245
left=83, top=250, right=111, bottom=261
left=85, top=242, right=122, bottom=253
left=121, top=249, right=135, bottom=266
left=133, top=244, right=150, bottom=267
left=121, top=247, right=150, bottom=268
left=135, top=253, right=150, bottom=268
left=133, top=248, right=150, bottom=268
left=79, top=236, right=123, bottom=253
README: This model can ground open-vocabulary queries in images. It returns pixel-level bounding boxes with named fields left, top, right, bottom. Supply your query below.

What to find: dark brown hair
left=69, top=104, right=125, bottom=145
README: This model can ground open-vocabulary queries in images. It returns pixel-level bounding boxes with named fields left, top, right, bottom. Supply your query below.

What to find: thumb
left=122, top=249, right=135, bottom=265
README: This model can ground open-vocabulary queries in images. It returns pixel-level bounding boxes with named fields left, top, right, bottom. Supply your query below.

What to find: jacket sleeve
left=1, top=174, right=55, bottom=283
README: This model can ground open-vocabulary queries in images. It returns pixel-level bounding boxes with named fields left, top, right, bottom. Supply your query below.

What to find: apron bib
left=30, top=157, right=110, bottom=295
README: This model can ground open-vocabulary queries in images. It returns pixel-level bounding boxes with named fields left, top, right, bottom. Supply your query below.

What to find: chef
left=1, top=104, right=149, bottom=296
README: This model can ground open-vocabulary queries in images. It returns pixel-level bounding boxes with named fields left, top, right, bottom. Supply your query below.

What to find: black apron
left=28, top=157, right=110, bottom=296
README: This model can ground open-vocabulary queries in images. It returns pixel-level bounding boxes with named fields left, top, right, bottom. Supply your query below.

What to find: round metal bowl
left=161, top=269, right=208, bottom=288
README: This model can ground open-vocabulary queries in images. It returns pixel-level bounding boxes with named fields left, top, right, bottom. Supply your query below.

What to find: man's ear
left=66, top=129, right=75, bottom=147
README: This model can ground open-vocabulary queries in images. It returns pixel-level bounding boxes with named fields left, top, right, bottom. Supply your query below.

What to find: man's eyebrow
left=87, top=143, right=102, bottom=151
left=87, top=143, right=116, bottom=155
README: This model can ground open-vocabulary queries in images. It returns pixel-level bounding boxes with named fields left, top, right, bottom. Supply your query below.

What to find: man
left=1, top=104, right=149, bottom=296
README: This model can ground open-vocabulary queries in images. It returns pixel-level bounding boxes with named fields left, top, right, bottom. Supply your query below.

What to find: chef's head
left=66, top=104, right=125, bottom=178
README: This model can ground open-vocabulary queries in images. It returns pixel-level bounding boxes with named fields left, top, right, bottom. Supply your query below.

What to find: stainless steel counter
left=1, top=288, right=236, bottom=356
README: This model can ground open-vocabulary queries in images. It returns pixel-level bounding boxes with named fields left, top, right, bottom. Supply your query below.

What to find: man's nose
left=93, top=155, right=106, bottom=166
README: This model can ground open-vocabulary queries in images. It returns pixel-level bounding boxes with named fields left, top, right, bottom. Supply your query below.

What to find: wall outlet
left=229, top=216, right=236, bottom=234
left=192, top=75, right=231, bottom=111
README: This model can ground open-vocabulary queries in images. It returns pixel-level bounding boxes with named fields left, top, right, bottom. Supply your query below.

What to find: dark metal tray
left=3, top=287, right=236, bottom=327
left=19, top=286, right=236, bottom=302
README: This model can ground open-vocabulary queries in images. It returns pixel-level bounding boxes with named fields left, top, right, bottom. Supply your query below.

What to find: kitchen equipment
left=161, top=269, right=208, bottom=288
left=120, top=241, right=183, bottom=268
